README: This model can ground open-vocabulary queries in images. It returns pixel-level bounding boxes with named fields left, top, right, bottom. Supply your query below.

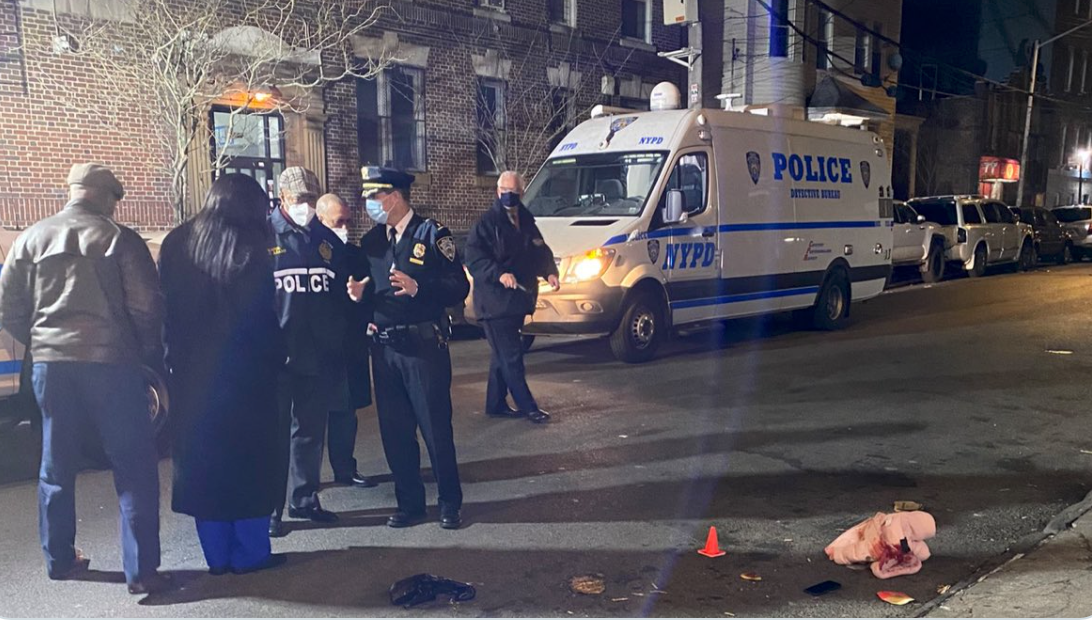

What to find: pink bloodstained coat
left=824, top=511, right=937, bottom=579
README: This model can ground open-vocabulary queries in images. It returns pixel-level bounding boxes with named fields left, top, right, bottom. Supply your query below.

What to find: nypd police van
left=520, top=84, right=893, bottom=362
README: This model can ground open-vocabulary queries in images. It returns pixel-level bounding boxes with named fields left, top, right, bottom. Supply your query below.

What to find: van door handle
left=702, top=229, right=715, bottom=238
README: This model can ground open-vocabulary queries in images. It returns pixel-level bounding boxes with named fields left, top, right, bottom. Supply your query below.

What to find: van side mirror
left=916, top=214, right=925, bottom=224
left=664, top=189, right=686, bottom=224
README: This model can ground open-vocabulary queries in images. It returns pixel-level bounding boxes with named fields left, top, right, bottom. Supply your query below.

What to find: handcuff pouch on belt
left=372, top=321, right=449, bottom=350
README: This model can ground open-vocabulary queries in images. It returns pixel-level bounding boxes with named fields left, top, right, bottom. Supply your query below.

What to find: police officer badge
left=413, top=242, right=426, bottom=259
left=647, top=239, right=660, bottom=264
left=746, top=151, right=761, bottom=185
left=860, top=161, right=872, bottom=189
left=318, top=240, right=333, bottom=263
left=437, top=236, right=457, bottom=262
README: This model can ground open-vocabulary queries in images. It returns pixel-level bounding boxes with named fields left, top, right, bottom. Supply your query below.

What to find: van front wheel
left=609, top=292, right=665, bottom=363
left=812, top=271, right=850, bottom=330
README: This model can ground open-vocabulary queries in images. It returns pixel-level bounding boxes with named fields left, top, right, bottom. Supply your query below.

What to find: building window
left=855, top=28, right=872, bottom=74
left=816, top=8, right=833, bottom=69
left=621, top=0, right=651, bottom=43
left=769, top=0, right=790, bottom=58
left=209, top=107, right=286, bottom=205
left=478, top=0, right=504, bottom=10
left=477, top=79, right=507, bottom=175
left=357, top=66, right=427, bottom=172
left=1068, top=46, right=1077, bottom=92
left=548, top=0, right=576, bottom=26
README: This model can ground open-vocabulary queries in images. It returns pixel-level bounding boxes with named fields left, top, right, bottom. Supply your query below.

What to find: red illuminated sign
left=979, top=156, right=1020, bottom=183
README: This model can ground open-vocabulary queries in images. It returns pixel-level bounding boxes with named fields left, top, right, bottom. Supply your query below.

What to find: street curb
left=914, top=488, right=1092, bottom=618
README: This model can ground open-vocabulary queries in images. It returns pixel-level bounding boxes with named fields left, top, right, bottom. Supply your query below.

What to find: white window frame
left=377, top=65, right=427, bottom=172
left=479, top=0, right=504, bottom=10
left=476, top=78, right=507, bottom=175
left=564, top=0, right=577, bottom=27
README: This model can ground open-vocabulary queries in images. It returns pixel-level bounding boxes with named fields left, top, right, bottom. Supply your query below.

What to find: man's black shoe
left=334, top=472, right=378, bottom=488
left=527, top=409, right=551, bottom=424
left=288, top=505, right=339, bottom=523
left=269, top=516, right=287, bottom=538
left=486, top=405, right=524, bottom=418
left=440, top=508, right=462, bottom=530
left=387, top=510, right=427, bottom=528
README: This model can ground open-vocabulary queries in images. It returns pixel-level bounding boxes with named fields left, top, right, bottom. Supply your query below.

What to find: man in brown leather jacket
left=0, top=163, right=168, bottom=594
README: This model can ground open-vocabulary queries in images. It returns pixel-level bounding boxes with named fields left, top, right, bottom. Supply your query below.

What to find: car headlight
left=565, top=248, right=616, bottom=284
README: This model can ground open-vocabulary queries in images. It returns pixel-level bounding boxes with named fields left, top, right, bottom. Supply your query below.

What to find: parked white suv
left=908, top=196, right=1035, bottom=277
left=892, top=200, right=948, bottom=282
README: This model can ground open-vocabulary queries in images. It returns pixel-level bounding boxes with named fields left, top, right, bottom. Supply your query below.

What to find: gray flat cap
left=279, top=166, right=322, bottom=198
left=67, top=163, right=125, bottom=199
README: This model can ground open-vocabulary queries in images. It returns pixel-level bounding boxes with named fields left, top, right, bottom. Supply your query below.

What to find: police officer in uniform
left=269, top=167, right=347, bottom=537
left=347, top=167, right=469, bottom=529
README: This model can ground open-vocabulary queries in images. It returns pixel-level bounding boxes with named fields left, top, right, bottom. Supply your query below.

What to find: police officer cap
left=67, top=163, right=125, bottom=200
left=361, top=166, right=415, bottom=198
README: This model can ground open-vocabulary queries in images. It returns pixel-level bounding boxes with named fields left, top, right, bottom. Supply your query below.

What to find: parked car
left=908, top=195, right=1035, bottom=277
left=1050, top=205, right=1092, bottom=261
left=0, top=226, right=171, bottom=454
left=1013, top=206, right=1072, bottom=265
left=892, top=200, right=947, bottom=282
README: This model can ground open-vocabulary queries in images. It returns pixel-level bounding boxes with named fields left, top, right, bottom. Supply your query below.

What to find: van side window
left=962, top=203, right=984, bottom=224
left=658, top=152, right=708, bottom=217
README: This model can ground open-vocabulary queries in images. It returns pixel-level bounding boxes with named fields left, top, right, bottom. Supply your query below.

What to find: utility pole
left=1017, top=18, right=1092, bottom=207
left=659, top=0, right=702, bottom=108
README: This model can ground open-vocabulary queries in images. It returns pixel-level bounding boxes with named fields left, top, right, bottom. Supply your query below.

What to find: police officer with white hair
left=347, top=166, right=470, bottom=529
left=268, top=166, right=349, bottom=537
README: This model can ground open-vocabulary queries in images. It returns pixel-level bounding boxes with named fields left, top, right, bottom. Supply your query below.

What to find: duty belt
left=371, top=321, right=448, bottom=349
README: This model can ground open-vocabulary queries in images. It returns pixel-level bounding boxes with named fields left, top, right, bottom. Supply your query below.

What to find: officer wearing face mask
left=268, top=167, right=348, bottom=537
left=464, top=171, right=559, bottom=424
left=314, top=193, right=374, bottom=489
left=347, top=166, right=469, bottom=530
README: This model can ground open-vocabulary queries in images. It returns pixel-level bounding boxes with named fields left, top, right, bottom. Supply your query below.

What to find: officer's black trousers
left=482, top=316, right=539, bottom=414
left=372, top=340, right=462, bottom=513
left=326, top=409, right=358, bottom=479
left=273, top=370, right=331, bottom=517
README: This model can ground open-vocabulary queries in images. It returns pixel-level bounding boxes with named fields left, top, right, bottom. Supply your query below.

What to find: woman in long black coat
left=158, top=174, right=285, bottom=575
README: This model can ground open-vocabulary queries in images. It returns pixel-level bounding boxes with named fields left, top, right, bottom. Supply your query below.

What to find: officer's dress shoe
left=127, top=572, right=174, bottom=595
left=288, top=505, right=339, bottom=523
left=48, top=550, right=91, bottom=580
left=232, top=553, right=287, bottom=575
left=440, top=507, right=462, bottom=530
left=486, top=406, right=523, bottom=418
left=526, top=409, right=551, bottom=424
left=335, top=471, right=377, bottom=488
left=269, top=516, right=287, bottom=538
left=387, top=510, right=427, bottom=528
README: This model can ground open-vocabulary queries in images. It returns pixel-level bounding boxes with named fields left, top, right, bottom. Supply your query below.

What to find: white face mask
left=333, top=227, right=350, bottom=244
left=287, top=203, right=315, bottom=227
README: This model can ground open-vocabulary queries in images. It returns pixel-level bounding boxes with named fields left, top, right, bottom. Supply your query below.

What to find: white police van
left=0, top=227, right=33, bottom=430
left=521, top=84, right=893, bottom=362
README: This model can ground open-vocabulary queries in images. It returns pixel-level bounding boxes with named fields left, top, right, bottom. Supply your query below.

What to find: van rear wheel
left=812, top=270, right=850, bottom=330
left=609, top=291, right=665, bottom=363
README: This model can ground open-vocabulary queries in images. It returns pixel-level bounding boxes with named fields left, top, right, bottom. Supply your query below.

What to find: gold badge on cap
left=413, top=242, right=426, bottom=259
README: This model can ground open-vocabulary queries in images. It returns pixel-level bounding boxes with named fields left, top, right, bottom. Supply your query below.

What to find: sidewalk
left=924, top=500, right=1092, bottom=618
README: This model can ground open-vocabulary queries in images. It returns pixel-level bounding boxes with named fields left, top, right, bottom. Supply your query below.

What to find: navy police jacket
left=357, top=212, right=469, bottom=328
left=270, top=207, right=350, bottom=375
left=464, top=200, right=558, bottom=320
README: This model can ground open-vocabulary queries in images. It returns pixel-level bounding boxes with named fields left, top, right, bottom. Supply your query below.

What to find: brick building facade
left=0, top=0, right=683, bottom=234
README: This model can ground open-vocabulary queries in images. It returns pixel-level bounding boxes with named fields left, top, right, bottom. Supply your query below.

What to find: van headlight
left=565, top=248, right=616, bottom=284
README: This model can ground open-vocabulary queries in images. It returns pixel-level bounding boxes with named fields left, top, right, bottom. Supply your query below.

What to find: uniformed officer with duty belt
left=348, top=167, right=470, bottom=530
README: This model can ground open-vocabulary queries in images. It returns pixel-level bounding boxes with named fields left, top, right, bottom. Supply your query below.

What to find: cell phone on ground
left=804, top=580, right=842, bottom=596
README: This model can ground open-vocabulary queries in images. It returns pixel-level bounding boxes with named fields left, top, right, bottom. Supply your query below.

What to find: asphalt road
left=1, top=262, right=1091, bottom=617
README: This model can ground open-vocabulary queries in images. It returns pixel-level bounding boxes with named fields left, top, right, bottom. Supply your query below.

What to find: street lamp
left=1078, top=149, right=1091, bottom=205
left=1017, top=18, right=1092, bottom=207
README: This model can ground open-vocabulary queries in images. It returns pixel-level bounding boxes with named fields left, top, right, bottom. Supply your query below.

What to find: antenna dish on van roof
left=650, top=82, right=681, bottom=111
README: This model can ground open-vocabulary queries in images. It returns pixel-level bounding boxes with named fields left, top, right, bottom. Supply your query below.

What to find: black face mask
left=499, top=191, right=521, bottom=208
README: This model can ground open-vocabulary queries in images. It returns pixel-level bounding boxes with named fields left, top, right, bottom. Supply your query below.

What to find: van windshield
left=1053, top=207, right=1092, bottom=223
left=524, top=152, right=667, bottom=217
left=910, top=198, right=959, bottom=226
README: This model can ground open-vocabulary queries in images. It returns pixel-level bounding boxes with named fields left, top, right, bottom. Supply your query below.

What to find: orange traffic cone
left=697, top=526, right=727, bottom=558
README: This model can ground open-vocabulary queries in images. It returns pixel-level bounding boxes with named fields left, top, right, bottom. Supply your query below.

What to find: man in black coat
left=464, top=171, right=559, bottom=424
left=348, top=166, right=470, bottom=530
left=315, top=192, right=374, bottom=488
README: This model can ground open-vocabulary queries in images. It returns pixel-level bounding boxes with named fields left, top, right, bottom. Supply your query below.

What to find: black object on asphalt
left=804, top=580, right=842, bottom=596
left=389, top=573, right=476, bottom=608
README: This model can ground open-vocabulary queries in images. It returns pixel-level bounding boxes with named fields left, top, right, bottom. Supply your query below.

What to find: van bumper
left=523, top=280, right=625, bottom=335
